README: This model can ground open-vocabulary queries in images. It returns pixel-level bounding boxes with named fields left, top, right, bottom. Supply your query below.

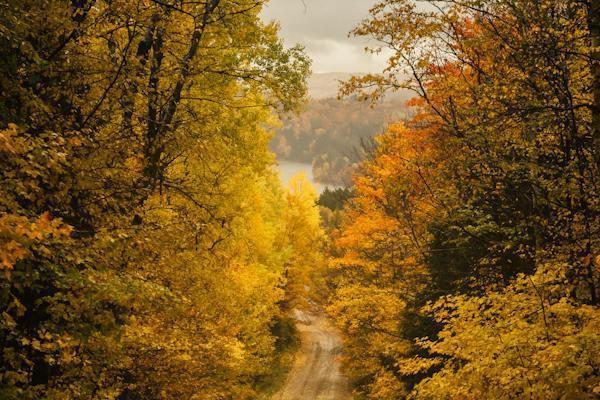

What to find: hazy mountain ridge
left=272, top=73, right=412, bottom=186
left=308, top=72, right=413, bottom=102
left=271, top=96, right=409, bottom=185
left=308, top=72, right=361, bottom=99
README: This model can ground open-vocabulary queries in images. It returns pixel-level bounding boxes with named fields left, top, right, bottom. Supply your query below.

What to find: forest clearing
left=0, top=1, right=599, bottom=399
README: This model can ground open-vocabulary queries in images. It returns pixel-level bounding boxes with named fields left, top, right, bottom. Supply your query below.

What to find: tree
left=0, top=1, right=311, bottom=398
left=280, top=173, right=326, bottom=308
left=328, top=122, right=443, bottom=397
left=331, top=0, right=600, bottom=398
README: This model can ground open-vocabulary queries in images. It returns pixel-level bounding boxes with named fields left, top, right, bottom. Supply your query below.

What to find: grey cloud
left=261, top=0, right=385, bottom=73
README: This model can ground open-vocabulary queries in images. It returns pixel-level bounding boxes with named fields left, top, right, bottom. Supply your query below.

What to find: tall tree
left=331, top=0, right=600, bottom=398
left=0, top=1, right=311, bottom=398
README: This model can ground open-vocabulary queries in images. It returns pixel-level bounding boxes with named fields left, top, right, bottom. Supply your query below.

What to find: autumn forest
left=1, top=1, right=599, bottom=399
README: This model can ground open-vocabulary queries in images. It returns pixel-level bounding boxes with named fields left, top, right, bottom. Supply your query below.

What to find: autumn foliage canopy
left=329, top=0, right=600, bottom=398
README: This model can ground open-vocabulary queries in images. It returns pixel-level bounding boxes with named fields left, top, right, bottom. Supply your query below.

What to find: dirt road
left=273, top=310, right=352, bottom=400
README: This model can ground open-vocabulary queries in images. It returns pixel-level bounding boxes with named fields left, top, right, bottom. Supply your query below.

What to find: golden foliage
left=329, top=0, right=600, bottom=398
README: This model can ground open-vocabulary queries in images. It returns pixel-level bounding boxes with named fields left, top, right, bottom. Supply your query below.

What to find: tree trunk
left=589, top=0, right=600, bottom=167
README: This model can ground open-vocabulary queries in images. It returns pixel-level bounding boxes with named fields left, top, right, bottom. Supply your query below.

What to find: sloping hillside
left=271, top=96, right=408, bottom=185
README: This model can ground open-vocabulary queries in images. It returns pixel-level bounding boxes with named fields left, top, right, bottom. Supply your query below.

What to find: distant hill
left=308, top=72, right=413, bottom=102
left=272, top=73, right=414, bottom=186
left=308, top=72, right=360, bottom=99
left=271, top=97, right=409, bottom=186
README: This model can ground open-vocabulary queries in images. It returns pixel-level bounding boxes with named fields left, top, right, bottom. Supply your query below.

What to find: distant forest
left=271, top=97, right=408, bottom=185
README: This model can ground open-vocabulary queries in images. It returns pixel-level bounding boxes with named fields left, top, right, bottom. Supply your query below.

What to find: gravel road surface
left=273, top=310, right=352, bottom=400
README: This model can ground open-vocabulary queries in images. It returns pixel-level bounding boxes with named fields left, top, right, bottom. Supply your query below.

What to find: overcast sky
left=261, top=0, right=390, bottom=73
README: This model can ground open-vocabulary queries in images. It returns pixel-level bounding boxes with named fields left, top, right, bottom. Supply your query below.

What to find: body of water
left=276, top=160, right=340, bottom=194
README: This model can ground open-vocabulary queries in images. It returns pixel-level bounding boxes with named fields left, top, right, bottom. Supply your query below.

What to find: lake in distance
left=276, top=160, right=340, bottom=194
